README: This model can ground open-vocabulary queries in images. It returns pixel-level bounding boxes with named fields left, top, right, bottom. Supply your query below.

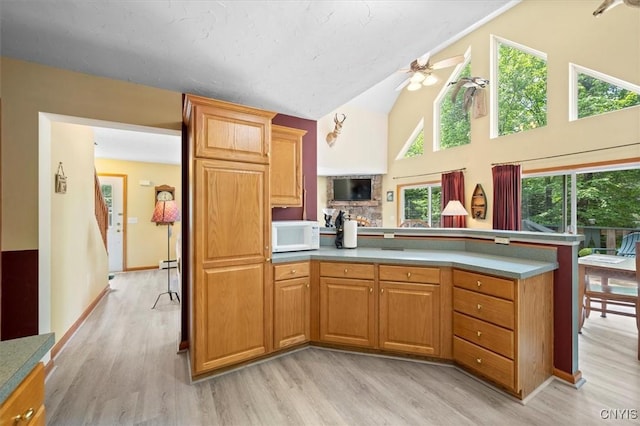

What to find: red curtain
left=441, top=171, right=466, bottom=228
left=492, top=164, right=521, bottom=230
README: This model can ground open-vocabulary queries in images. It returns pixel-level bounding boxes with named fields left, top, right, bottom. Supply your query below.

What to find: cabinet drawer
left=274, top=262, right=309, bottom=280
left=0, top=362, right=45, bottom=425
left=453, top=269, right=514, bottom=301
left=453, top=288, right=514, bottom=329
left=453, top=312, right=514, bottom=359
left=453, top=336, right=515, bottom=391
left=379, top=265, right=440, bottom=284
left=320, top=262, right=374, bottom=280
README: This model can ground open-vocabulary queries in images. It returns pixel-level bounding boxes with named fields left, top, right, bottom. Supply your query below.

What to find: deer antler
left=326, top=113, right=347, bottom=147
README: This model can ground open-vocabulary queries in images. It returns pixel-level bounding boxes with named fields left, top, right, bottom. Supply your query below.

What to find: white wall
left=317, top=104, right=388, bottom=176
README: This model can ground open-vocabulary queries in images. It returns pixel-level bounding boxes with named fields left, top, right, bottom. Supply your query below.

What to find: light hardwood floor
left=45, top=270, right=640, bottom=425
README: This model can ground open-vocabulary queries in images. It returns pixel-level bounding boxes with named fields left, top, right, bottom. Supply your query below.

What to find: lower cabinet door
left=274, top=277, right=310, bottom=349
left=192, top=263, right=267, bottom=374
left=379, top=282, right=440, bottom=356
left=319, top=277, right=375, bottom=347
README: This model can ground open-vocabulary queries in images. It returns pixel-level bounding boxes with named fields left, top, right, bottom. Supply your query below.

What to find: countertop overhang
left=273, top=246, right=558, bottom=279
left=0, top=333, right=55, bottom=405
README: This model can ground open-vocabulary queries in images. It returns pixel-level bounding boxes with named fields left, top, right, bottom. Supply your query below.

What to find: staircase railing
left=94, top=171, right=108, bottom=250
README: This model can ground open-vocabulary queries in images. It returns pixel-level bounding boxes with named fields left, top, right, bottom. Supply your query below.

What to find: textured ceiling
left=1, top=0, right=517, bottom=121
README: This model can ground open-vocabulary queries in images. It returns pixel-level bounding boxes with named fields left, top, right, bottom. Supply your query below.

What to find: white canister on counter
left=343, top=219, right=357, bottom=248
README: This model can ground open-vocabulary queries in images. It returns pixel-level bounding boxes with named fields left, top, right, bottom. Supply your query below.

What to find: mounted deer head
left=326, top=113, right=347, bottom=147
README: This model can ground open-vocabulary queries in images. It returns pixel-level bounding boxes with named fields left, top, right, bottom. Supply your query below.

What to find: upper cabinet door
left=271, top=125, right=306, bottom=207
left=184, top=94, right=276, bottom=164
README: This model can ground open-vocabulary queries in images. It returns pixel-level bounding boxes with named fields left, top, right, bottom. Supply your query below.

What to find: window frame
left=490, top=35, right=548, bottom=139
left=398, top=181, right=442, bottom=227
left=568, top=63, right=640, bottom=121
left=396, top=118, right=425, bottom=160
left=433, top=46, right=471, bottom=151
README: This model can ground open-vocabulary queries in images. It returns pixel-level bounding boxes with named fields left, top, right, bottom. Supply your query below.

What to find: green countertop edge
left=0, top=333, right=55, bottom=405
left=272, top=247, right=558, bottom=279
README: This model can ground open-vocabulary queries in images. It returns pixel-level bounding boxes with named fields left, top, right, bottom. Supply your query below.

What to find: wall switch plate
left=494, top=237, right=510, bottom=245
left=383, top=233, right=395, bottom=239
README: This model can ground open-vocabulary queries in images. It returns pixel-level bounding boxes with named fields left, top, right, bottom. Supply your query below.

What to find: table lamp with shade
left=151, top=190, right=181, bottom=309
left=442, top=199, right=469, bottom=228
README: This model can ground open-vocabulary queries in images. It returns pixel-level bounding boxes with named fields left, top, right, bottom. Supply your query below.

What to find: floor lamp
left=151, top=199, right=181, bottom=309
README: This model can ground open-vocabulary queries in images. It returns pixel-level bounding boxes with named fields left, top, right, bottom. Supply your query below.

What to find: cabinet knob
left=344, top=268, right=348, bottom=273
left=13, top=407, right=35, bottom=423
left=291, top=269, right=296, bottom=274
left=381, top=288, right=384, bottom=294
left=477, top=280, right=482, bottom=287
left=369, top=287, right=373, bottom=293
left=407, top=272, right=411, bottom=278
left=477, top=304, right=482, bottom=310
left=476, top=358, right=482, bottom=364
left=477, top=331, right=482, bottom=337
left=306, top=284, right=309, bottom=288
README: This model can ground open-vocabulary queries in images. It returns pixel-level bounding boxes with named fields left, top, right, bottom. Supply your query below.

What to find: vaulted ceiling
left=1, top=1, right=518, bottom=120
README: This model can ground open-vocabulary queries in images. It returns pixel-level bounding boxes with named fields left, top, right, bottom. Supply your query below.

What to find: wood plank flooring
left=45, top=270, right=640, bottom=425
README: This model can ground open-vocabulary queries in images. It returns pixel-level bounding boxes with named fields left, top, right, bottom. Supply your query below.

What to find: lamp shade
left=441, top=200, right=469, bottom=216
left=151, top=200, right=181, bottom=224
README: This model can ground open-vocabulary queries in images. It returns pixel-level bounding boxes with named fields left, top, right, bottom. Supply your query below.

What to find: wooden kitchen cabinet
left=0, top=362, right=45, bottom=426
left=452, top=269, right=553, bottom=399
left=184, top=95, right=275, bottom=378
left=273, top=262, right=310, bottom=349
left=271, top=125, right=306, bottom=207
left=319, top=262, right=376, bottom=348
left=379, top=265, right=441, bottom=356
left=186, top=94, right=273, bottom=164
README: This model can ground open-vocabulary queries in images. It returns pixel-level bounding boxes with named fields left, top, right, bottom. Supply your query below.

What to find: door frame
left=98, top=173, right=128, bottom=271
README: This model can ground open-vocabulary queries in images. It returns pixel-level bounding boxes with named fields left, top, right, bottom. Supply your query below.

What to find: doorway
left=98, top=174, right=127, bottom=272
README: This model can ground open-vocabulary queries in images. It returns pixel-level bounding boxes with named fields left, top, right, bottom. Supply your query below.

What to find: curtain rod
left=491, top=142, right=640, bottom=166
left=392, top=167, right=466, bottom=180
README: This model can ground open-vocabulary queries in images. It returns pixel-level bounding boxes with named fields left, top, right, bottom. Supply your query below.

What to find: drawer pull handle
left=407, top=272, right=412, bottom=278
left=477, top=304, right=482, bottom=310
left=477, top=280, right=482, bottom=287
left=476, top=358, right=482, bottom=364
left=477, top=331, right=482, bottom=337
left=13, top=407, right=35, bottom=423
left=291, top=269, right=296, bottom=274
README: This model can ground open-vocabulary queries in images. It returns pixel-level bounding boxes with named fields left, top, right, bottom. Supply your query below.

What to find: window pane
left=404, top=130, right=424, bottom=158
left=439, top=63, right=471, bottom=150
left=430, top=187, right=442, bottom=227
left=404, top=188, right=428, bottom=220
left=577, top=73, right=640, bottom=119
left=521, top=175, right=566, bottom=233
left=498, top=43, right=547, bottom=136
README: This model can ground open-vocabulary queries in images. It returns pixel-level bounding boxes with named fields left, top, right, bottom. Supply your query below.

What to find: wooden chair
left=399, top=219, right=430, bottom=228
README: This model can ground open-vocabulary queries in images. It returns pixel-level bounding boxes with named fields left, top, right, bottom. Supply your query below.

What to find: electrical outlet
left=383, top=233, right=395, bottom=239
left=494, top=237, right=510, bottom=245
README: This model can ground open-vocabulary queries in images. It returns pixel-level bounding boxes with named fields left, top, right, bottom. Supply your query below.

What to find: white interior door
left=99, top=175, right=125, bottom=272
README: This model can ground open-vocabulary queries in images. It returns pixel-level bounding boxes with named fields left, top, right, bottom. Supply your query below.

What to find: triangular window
left=396, top=119, right=424, bottom=159
left=570, top=64, right=640, bottom=120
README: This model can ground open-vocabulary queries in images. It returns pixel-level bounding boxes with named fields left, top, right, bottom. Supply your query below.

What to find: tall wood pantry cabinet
left=183, top=94, right=276, bottom=378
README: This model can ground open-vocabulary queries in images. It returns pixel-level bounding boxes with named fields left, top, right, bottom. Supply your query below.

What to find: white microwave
left=272, top=220, right=320, bottom=253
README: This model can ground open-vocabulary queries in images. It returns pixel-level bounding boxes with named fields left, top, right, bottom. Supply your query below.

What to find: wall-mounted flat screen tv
left=333, top=178, right=372, bottom=201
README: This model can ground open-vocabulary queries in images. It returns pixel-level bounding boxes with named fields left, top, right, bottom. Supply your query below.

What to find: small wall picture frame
left=386, top=191, right=394, bottom=202
left=55, top=162, right=67, bottom=194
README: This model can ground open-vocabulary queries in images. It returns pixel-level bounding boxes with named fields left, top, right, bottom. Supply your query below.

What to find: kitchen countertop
left=0, top=333, right=55, bottom=405
left=272, top=246, right=557, bottom=279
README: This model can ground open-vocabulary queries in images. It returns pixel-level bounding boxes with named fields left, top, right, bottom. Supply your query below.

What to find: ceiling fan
left=396, top=54, right=465, bottom=92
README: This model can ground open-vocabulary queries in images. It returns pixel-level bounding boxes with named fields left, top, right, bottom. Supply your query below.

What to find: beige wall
left=0, top=57, right=182, bottom=251
left=50, top=122, right=108, bottom=343
left=95, top=158, right=181, bottom=269
left=384, top=1, right=640, bottom=227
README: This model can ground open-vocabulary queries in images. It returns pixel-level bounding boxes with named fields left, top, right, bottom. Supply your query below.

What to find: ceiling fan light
left=422, top=74, right=438, bottom=86
left=410, top=72, right=426, bottom=83
left=407, top=82, right=422, bottom=91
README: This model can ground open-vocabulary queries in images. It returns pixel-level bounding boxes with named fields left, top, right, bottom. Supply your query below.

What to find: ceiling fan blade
left=430, top=55, right=465, bottom=70
left=395, top=77, right=411, bottom=91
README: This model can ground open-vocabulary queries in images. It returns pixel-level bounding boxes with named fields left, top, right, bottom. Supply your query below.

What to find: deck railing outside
left=94, top=172, right=108, bottom=250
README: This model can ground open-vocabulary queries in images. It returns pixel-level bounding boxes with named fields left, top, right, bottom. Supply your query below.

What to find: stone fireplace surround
left=325, top=175, right=382, bottom=227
